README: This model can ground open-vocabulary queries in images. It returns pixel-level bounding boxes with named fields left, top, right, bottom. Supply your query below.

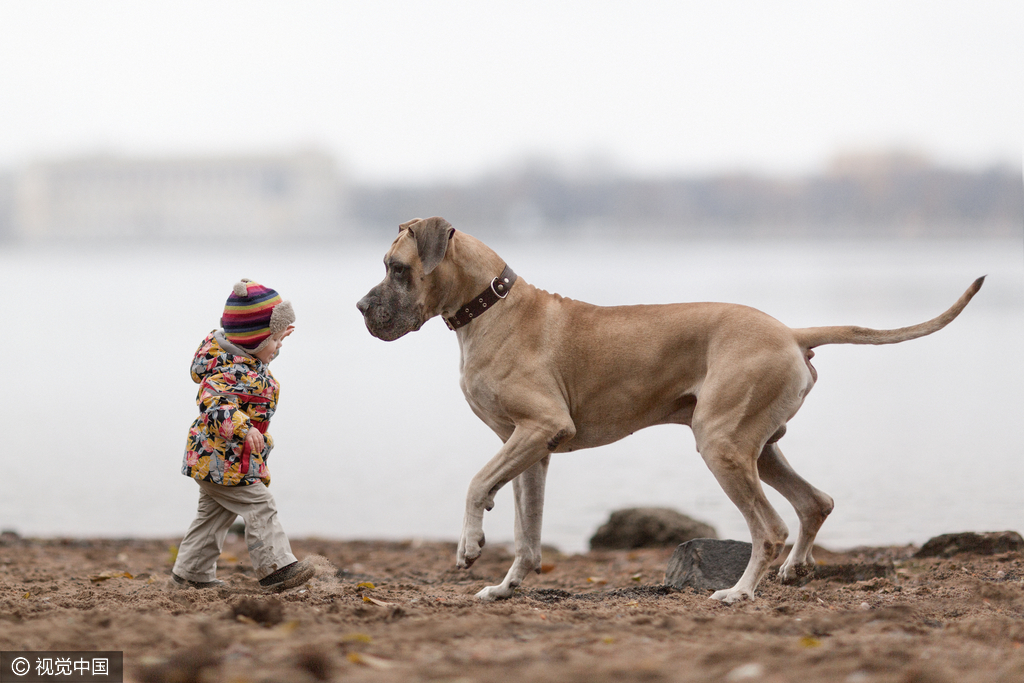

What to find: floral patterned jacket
left=182, top=331, right=278, bottom=486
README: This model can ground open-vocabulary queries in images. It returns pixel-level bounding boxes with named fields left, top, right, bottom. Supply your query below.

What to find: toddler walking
left=172, top=278, right=314, bottom=591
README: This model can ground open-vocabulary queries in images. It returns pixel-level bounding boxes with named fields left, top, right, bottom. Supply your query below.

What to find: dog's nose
left=356, top=295, right=371, bottom=314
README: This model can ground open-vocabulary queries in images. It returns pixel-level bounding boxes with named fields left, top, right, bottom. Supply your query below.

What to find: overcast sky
left=0, top=1, right=1021, bottom=183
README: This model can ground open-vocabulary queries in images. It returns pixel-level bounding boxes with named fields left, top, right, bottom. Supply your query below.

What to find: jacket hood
left=190, top=330, right=263, bottom=383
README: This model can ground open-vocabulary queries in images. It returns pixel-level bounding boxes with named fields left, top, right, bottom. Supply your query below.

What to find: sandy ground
left=2, top=534, right=1023, bottom=683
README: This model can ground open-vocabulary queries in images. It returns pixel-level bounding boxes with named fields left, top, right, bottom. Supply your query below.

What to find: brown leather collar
left=444, top=264, right=517, bottom=330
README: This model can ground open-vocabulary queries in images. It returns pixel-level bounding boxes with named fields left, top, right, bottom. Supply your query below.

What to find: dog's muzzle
left=356, top=287, right=421, bottom=342
left=356, top=292, right=392, bottom=340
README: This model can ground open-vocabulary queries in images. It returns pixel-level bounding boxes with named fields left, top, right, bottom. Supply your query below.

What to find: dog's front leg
left=475, top=455, right=551, bottom=602
left=456, top=421, right=572, bottom=578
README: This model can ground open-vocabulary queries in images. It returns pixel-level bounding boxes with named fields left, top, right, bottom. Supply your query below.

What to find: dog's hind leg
left=696, top=434, right=790, bottom=603
left=757, top=442, right=834, bottom=581
left=475, top=455, right=551, bottom=601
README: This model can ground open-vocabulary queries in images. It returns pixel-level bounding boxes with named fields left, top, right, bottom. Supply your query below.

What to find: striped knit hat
left=221, top=279, right=295, bottom=353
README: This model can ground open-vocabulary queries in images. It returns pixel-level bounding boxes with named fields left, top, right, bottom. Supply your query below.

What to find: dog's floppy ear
left=398, top=218, right=422, bottom=233
left=409, top=217, right=455, bottom=275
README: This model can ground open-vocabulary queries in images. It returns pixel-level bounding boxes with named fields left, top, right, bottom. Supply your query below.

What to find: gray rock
left=589, top=507, right=718, bottom=550
left=914, top=531, right=1024, bottom=558
left=664, top=538, right=751, bottom=591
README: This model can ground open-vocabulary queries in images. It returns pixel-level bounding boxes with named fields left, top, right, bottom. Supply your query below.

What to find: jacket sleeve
left=197, top=383, right=253, bottom=441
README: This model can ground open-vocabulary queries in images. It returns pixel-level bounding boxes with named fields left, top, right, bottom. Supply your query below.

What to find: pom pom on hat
left=222, top=279, right=295, bottom=353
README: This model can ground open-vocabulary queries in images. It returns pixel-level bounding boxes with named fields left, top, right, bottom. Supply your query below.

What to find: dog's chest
left=458, top=363, right=500, bottom=413
left=459, top=373, right=515, bottom=438
left=456, top=343, right=516, bottom=428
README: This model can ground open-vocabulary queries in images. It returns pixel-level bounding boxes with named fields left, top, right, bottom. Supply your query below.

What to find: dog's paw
left=778, top=563, right=800, bottom=583
left=778, top=556, right=814, bottom=583
left=455, top=544, right=478, bottom=569
left=475, top=584, right=513, bottom=602
left=710, top=587, right=754, bottom=604
left=456, top=531, right=485, bottom=569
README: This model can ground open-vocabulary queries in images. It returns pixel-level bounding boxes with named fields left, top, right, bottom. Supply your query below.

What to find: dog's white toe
left=778, top=555, right=815, bottom=583
left=475, top=584, right=513, bottom=601
left=778, top=562, right=799, bottom=582
left=710, top=588, right=753, bottom=604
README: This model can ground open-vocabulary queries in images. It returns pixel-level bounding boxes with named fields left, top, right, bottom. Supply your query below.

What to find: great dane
left=356, top=217, right=983, bottom=603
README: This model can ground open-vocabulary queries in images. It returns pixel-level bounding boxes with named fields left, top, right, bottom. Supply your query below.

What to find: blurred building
left=1, top=150, right=1018, bottom=242
left=3, top=150, right=347, bottom=241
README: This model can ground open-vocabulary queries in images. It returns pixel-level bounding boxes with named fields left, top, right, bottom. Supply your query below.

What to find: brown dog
left=356, top=217, right=983, bottom=603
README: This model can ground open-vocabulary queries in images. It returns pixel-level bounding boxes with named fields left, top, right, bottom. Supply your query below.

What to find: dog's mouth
left=358, top=307, right=397, bottom=341
left=357, top=296, right=422, bottom=342
left=365, top=319, right=410, bottom=342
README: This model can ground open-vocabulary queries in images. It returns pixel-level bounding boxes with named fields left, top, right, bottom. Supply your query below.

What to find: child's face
left=254, top=325, right=295, bottom=364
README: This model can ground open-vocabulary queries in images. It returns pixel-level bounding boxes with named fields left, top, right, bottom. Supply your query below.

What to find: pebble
left=725, top=663, right=764, bottom=681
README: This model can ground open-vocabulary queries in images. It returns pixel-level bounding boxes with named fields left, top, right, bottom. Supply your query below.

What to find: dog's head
left=356, top=217, right=455, bottom=341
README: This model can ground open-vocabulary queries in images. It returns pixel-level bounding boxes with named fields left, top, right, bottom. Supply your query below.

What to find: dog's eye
left=391, top=264, right=406, bottom=276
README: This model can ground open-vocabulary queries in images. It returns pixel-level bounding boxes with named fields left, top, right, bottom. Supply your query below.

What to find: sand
left=2, top=534, right=1023, bottom=682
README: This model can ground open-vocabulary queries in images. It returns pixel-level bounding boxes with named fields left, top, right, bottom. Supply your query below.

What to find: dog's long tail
left=792, top=276, right=985, bottom=350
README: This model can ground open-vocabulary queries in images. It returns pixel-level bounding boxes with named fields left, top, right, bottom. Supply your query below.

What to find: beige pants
left=173, top=479, right=297, bottom=582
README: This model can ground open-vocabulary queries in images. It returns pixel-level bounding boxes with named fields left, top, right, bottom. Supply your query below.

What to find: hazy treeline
left=352, top=155, right=1022, bottom=240
left=1, top=152, right=1020, bottom=242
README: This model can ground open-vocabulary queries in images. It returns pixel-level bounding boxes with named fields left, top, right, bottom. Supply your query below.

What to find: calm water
left=1, top=236, right=1021, bottom=553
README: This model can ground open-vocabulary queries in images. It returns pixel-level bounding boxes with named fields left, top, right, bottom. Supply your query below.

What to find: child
left=172, top=278, right=314, bottom=591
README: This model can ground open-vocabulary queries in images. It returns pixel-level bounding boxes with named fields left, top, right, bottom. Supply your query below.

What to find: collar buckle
left=491, top=276, right=510, bottom=299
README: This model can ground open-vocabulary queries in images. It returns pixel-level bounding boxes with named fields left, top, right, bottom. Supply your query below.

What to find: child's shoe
left=171, top=572, right=225, bottom=589
left=259, top=560, right=315, bottom=592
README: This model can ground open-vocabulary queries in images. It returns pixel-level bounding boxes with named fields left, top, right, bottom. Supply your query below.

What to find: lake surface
left=1, top=235, right=1022, bottom=554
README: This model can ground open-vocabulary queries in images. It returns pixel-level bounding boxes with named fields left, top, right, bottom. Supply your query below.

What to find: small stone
left=725, top=663, right=764, bottom=681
